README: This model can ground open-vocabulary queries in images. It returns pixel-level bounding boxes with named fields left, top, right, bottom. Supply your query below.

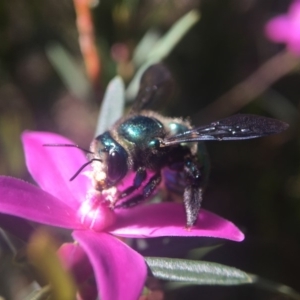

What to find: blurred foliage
left=0, top=0, right=300, bottom=299
left=27, top=229, right=76, bottom=300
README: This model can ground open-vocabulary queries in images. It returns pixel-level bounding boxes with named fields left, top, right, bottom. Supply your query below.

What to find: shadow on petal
left=73, top=231, right=147, bottom=300
left=58, top=243, right=97, bottom=300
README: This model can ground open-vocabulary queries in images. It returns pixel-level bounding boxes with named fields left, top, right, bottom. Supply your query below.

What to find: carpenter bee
left=57, top=64, right=289, bottom=227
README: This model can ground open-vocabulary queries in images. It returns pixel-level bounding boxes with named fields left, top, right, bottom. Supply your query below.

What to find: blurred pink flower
left=265, top=1, right=300, bottom=54
left=0, top=131, right=244, bottom=300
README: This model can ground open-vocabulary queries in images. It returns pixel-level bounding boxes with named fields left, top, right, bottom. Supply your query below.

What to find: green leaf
left=24, top=285, right=51, bottom=300
left=145, top=257, right=252, bottom=285
left=249, top=274, right=300, bottom=300
left=126, top=9, right=200, bottom=101
left=132, top=29, right=161, bottom=67
left=187, top=244, right=223, bottom=260
left=146, top=10, right=200, bottom=62
left=94, top=76, right=125, bottom=136
left=125, top=59, right=158, bottom=102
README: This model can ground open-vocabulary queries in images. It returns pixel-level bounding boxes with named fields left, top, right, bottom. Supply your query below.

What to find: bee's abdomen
left=163, top=167, right=186, bottom=194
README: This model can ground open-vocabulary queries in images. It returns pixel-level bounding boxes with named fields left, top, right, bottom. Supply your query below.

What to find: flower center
left=78, top=188, right=116, bottom=231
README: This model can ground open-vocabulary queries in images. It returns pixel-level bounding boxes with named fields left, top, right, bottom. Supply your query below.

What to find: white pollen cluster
left=102, top=186, right=118, bottom=206
left=95, top=171, right=106, bottom=181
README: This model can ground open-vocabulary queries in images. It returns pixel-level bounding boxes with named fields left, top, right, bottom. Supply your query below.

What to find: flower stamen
left=78, top=188, right=116, bottom=231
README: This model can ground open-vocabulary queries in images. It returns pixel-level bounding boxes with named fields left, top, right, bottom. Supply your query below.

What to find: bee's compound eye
left=108, top=150, right=127, bottom=183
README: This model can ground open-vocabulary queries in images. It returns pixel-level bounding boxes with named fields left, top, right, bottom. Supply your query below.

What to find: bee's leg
left=183, top=185, right=203, bottom=227
left=115, top=172, right=161, bottom=208
left=183, top=158, right=203, bottom=227
left=118, top=167, right=147, bottom=199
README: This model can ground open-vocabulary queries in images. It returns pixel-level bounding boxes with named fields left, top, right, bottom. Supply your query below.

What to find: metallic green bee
left=71, top=64, right=289, bottom=227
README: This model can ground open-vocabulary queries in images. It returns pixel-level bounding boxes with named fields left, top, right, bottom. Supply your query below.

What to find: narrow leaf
left=147, top=10, right=200, bottom=62
left=132, top=29, right=161, bottom=67
left=125, top=60, right=158, bottom=102
left=187, top=244, right=223, bottom=260
left=94, top=76, right=125, bottom=136
left=145, top=257, right=252, bottom=285
left=126, top=10, right=200, bottom=102
left=24, top=286, right=51, bottom=300
left=250, top=274, right=300, bottom=300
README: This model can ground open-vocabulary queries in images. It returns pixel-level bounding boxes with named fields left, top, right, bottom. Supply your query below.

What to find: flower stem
left=193, top=50, right=300, bottom=125
left=73, top=0, right=101, bottom=89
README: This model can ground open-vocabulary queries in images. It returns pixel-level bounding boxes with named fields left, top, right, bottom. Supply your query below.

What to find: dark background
left=0, top=0, right=300, bottom=299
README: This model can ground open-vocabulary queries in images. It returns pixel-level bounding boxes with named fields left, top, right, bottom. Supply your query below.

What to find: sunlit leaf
left=126, top=10, right=200, bottom=101
left=94, top=76, right=125, bottom=136
left=147, top=10, right=200, bottom=62
left=125, top=60, right=157, bottom=102
left=24, top=285, right=51, bottom=300
left=132, top=29, right=161, bottom=67
left=145, top=257, right=252, bottom=285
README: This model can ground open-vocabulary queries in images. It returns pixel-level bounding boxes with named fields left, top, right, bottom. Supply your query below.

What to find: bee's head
left=45, top=132, right=128, bottom=190
left=89, top=132, right=128, bottom=190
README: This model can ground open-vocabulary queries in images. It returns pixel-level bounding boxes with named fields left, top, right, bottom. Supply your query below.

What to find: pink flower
left=265, top=1, right=300, bottom=54
left=0, top=131, right=244, bottom=300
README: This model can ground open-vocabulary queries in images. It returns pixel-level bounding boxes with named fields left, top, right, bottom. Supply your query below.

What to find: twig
left=193, top=50, right=300, bottom=125
left=73, top=0, right=101, bottom=88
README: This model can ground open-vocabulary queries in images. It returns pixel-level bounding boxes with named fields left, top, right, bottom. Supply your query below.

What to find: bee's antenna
left=70, top=158, right=102, bottom=181
left=43, top=144, right=93, bottom=154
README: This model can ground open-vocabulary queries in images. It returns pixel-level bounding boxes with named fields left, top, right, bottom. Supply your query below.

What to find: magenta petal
left=58, top=243, right=97, bottom=300
left=58, top=243, right=94, bottom=284
left=110, top=203, right=244, bottom=241
left=22, top=131, right=91, bottom=209
left=288, top=40, right=300, bottom=54
left=73, top=231, right=147, bottom=300
left=289, top=1, right=300, bottom=19
left=0, top=176, right=81, bottom=229
left=265, top=16, right=290, bottom=42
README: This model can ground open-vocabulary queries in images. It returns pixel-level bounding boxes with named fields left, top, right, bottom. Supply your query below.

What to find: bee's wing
left=161, top=114, right=289, bottom=146
left=130, top=63, right=174, bottom=113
